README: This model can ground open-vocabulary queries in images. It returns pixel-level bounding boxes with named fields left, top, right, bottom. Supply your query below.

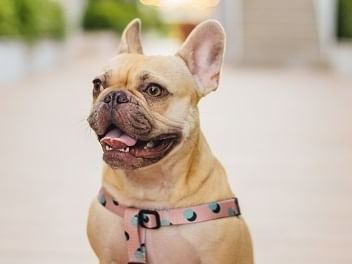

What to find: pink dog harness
left=98, top=188, right=241, bottom=263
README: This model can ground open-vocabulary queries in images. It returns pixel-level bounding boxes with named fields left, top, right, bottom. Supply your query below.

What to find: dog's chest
left=88, top=199, right=223, bottom=264
left=144, top=225, right=203, bottom=263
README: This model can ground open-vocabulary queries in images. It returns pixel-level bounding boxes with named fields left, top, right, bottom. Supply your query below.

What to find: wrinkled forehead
left=100, top=53, right=195, bottom=95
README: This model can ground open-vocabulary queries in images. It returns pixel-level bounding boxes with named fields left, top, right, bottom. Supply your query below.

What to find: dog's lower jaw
left=101, top=130, right=234, bottom=208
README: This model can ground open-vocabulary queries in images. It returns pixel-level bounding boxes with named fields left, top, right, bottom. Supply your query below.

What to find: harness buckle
left=234, top=197, right=241, bottom=216
left=138, top=209, right=161, bottom=229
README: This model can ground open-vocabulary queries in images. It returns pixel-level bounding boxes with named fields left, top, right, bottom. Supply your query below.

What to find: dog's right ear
left=118, top=18, right=143, bottom=54
left=176, top=20, right=225, bottom=97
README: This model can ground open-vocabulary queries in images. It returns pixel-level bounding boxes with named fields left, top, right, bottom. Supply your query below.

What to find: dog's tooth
left=146, top=141, right=155, bottom=149
left=125, top=147, right=130, bottom=153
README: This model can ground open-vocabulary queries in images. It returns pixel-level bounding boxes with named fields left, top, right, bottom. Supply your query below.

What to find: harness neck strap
left=98, top=188, right=241, bottom=264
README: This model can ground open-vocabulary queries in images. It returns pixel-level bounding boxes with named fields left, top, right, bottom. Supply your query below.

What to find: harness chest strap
left=98, top=188, right=241, bottom=264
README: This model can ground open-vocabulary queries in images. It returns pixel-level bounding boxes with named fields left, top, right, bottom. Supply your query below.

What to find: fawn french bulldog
left=87, top=19, right=253, bottom=264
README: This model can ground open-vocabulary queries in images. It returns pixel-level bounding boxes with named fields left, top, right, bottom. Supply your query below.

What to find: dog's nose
left=103, top=91, right=129, bottom=105
left=115, top=91, right=128, bottom=104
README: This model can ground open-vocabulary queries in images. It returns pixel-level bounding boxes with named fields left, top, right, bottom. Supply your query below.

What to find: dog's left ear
left=177, top=20, right=225, bottom=97
left=118, top=18, right=143, bottom=54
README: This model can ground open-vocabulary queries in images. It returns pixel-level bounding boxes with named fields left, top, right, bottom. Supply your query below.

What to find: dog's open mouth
left=99, top=125, right=180, bottom=161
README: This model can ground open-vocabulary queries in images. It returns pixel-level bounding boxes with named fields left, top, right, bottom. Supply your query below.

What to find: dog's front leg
left=88, top=200, right=128, bottom=264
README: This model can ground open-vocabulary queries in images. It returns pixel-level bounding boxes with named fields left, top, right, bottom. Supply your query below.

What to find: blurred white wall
left=216, top=0, right=323, bottom=66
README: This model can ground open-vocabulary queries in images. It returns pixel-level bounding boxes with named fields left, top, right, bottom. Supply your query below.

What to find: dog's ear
left=177, top=20, right=225, bottom=97
left=118, top=18, right=143, bottom=54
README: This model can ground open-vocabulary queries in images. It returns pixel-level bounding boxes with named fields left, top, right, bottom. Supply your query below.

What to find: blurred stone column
left=58, top=0, right=86, bottom=30
left=315, top=0, right=337, bottom=51
left=214, top=0, right=244, bottom=65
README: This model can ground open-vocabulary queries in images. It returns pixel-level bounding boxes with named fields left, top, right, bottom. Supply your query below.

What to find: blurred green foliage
left=337, top=0, right=352, bottom=39
left=0, top=0, right=65, bottom=42
left=82, top=0, right=167, bottom=34
left=0, top=0, right=20, bottom=37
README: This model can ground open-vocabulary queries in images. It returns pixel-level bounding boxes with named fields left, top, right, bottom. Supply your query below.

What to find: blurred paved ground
left=0, top=35, right=352, bottom=264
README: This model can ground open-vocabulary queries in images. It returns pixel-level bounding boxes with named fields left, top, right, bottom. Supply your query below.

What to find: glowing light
left=140, top=0, right=219, bottom=8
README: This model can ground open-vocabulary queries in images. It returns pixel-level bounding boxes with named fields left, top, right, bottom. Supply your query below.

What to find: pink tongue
left=100, top=127, right=137, bottom=148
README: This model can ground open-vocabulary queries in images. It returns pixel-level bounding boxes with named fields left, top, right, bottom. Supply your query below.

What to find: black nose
left=103, top=91, right=129, bottom=105
left=115, top=91, right=128, bottom=103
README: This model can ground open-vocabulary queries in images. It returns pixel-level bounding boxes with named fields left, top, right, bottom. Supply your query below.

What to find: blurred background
left=0, top=0, right=351, bottom=263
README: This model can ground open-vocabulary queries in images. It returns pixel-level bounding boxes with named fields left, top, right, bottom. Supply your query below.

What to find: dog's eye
left=92, top=78, right=103, bottom=96
left=145, top=84, right=166, bottom=97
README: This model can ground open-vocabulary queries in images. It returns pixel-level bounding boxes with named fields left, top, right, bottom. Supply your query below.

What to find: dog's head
left=87, top=19, right=225, bottom=170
